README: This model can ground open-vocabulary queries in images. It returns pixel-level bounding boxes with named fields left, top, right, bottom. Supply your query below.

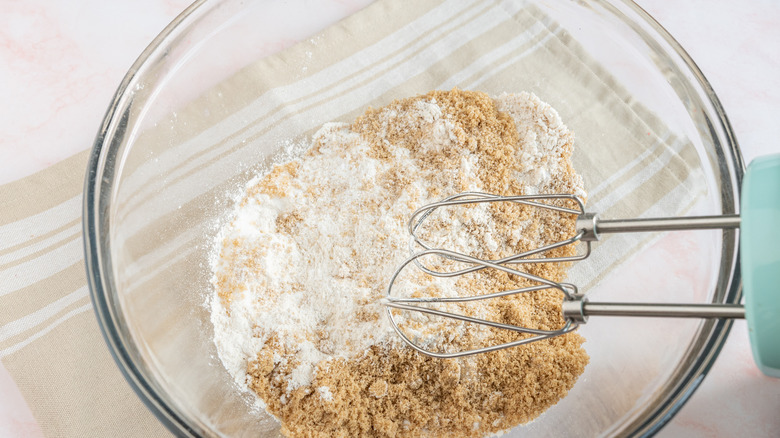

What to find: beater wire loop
left=384, top=247, right=579, bottom=357
left=407, top=192, right=588, bottom=276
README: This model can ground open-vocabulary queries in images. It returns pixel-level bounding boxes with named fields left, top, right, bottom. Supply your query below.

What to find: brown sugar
left=213, top=89, right=588, bottom=437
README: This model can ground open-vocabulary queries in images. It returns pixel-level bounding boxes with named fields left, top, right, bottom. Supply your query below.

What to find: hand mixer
left=382, top=154, right=780, bottom=377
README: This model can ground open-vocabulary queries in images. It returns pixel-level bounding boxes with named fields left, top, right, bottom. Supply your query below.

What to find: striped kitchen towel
left=0, top=0, right=705, bottom=436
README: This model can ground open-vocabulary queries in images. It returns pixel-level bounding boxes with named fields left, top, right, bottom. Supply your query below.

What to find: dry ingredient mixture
left=210, top=89, right=589, bottom=437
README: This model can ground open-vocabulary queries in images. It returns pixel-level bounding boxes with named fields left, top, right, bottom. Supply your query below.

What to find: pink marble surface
left=0, top=0, right=778, bottom=436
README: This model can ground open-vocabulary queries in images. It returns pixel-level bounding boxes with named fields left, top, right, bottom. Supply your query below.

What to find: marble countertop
left=1, top=0, right=778, bottom=436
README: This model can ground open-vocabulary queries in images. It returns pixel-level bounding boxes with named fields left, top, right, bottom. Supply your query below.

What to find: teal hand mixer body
left=382, top=154, right=780, bottom=377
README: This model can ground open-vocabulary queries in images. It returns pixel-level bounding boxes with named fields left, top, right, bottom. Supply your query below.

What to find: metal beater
left=382, top=191, right=746, bottom=359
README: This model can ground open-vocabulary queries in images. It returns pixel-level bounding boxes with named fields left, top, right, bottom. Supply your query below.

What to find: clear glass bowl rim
left=82, top=0, right=746, bottom=436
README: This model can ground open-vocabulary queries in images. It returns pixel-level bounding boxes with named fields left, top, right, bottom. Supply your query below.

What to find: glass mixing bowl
left=83, top=0, right=743, bottom=436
